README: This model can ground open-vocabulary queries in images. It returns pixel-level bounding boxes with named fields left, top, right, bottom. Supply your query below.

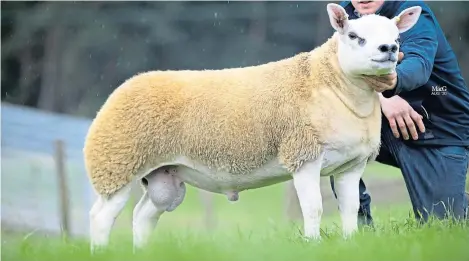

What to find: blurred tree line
left=2, top=1, right=469, bottom=118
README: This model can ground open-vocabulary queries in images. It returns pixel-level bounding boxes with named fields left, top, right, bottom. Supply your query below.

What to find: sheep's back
left=84, top=64, right=302, bottom=191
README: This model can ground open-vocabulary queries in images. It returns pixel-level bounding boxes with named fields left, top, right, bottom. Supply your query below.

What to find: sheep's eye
left=395, top=36, right=400, bottom=44
left=348, top=32, right=358, bottom=40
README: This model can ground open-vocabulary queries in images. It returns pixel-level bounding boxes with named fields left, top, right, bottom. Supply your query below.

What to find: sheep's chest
left=319, top=118, right=380, bottom=176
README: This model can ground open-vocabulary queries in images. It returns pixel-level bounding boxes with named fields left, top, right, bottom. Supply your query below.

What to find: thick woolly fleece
left=83, top=33, right=382, bottom=197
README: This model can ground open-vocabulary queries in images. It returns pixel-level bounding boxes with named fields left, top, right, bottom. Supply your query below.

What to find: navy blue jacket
left=340, top=0, right=469, bottom=146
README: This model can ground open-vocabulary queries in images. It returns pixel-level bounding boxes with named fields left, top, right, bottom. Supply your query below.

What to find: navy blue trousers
left=330, top=120, right=469, bottom=223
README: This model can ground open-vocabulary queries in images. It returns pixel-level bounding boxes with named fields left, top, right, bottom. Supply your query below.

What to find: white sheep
left=83, top=3, right=422, bottom=252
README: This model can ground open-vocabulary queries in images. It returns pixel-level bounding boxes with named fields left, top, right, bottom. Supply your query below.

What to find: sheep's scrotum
left=142, top=166, right=185, bottom=212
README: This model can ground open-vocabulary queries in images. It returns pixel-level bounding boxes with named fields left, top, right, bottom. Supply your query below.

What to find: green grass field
left=2, top=155, right=468, bottom=261
left=2, top=208, right=469, bottom=261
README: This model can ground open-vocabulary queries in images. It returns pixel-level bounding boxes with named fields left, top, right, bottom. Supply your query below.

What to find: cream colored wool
left=83, top=33, right=381, bottom=197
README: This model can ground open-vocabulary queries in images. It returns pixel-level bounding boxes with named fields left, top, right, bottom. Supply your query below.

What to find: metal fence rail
left=1, top=102, right=94, bottom=237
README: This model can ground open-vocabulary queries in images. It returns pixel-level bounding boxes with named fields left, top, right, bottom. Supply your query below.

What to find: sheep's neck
left=319, top=40, right=377, bottom=118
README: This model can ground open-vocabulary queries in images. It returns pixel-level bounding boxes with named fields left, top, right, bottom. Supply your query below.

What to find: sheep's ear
left=392, top=6, right=422, bottom=33
left=327, top=3, right=349, bottom=34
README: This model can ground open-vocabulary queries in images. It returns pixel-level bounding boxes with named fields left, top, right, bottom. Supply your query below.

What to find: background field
left=2, top=162, right=469, bottom=261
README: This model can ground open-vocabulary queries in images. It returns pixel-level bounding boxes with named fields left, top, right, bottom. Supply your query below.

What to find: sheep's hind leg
left=90, top=184, right=131, bottom=253
left=133, top=166, right=186, bottom=251
left=132, top=191, right=165, bottom=252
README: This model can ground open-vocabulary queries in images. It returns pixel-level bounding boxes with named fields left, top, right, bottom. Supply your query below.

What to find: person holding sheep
left=330, top=0, right=469, bottom=226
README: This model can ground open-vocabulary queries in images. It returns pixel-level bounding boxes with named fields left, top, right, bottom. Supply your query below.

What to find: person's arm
left=392, top=9, right=438, bottom=96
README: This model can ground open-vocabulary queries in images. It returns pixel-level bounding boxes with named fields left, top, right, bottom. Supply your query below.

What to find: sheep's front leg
left=291, top=155, right=324, bottom=241
left=334, top=160, right=366, bottom=238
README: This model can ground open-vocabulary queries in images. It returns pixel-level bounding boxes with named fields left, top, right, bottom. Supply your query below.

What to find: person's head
left=326, top=3, right=421, bottom=76
left=351, top=0, right=385, bottom=15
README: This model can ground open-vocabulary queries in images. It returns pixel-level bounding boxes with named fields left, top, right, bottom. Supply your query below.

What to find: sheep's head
left=326, top=3, right=422, bottom=76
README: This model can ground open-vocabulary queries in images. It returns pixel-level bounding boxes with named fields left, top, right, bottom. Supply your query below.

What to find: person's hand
left=362, top=52, right=405, bottom=93
left=379, top=94, right=426, bottom=140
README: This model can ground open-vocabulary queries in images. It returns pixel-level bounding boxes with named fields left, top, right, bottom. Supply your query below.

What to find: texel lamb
left=83, top=3, right=422, bottom=252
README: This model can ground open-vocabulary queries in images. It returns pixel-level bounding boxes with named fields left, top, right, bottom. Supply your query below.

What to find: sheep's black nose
left=378, top=44, right=398, bottom=53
